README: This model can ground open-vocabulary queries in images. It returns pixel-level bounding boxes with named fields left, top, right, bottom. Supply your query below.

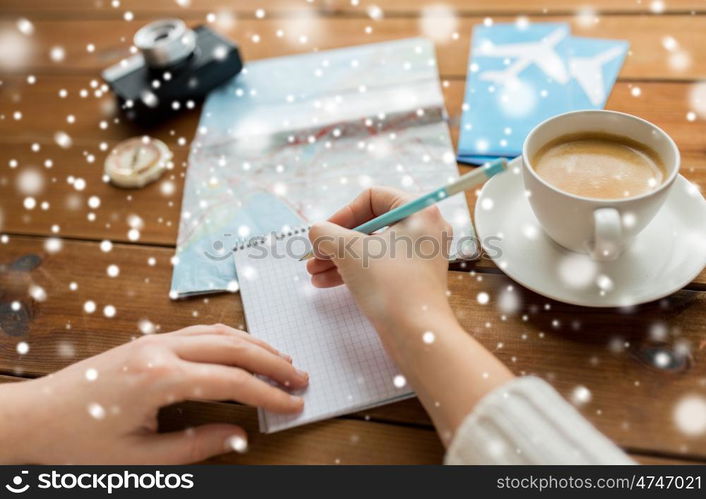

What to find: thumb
left=141, top=424, right=248, bottom=464
left=309, top=221, right=363, bottom=264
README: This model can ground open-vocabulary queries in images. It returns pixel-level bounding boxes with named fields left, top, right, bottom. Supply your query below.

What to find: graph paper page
left=234, top=233, right=413, bottom=433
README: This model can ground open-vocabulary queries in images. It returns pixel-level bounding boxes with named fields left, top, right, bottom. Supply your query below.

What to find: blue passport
left=457, top=22, right=628, bottom=164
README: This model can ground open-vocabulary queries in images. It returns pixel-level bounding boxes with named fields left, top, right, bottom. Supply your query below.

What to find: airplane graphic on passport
left=477, top=28, right=570, bottom=86
left=457, top=22, right=629, bottom=164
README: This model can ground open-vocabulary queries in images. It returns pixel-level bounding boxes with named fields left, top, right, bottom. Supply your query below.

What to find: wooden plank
left=3, top=77, right=706, bottom=152
left=159, top=400, right=445, bottom=464
left=2, top=0, right=705, bottom=18
left=0, top=236, right=704, bottom=459
left=0, top=375, right=444, bottom=464
left=2, top=78, right=704, bottom=266
left=630, top=453, right=706, bottom=465
left=0, top=373, right=702, bottom=464
left=445, top=81, right=706, bottom=156
left=0, top=74, right=200, bottom=145
left=1, top=78, right=704, bottom=284
left=346, top=0, right=706, bottom=14
left=0, top=16, right=704, bottom=80
left=0, top=141, right=189, bottom=245
left=3, top=77, right=706, bottom=153
left=451, top=272, right=706, bottom=461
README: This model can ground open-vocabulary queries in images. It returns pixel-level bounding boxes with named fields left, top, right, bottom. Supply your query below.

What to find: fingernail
left=227, top=435, right=248, bottom=454
left=280, top=353, right=293, bottom=363
left=296, top=368, right=309, bottom=382
left=291, top=395, right=304, bottom=409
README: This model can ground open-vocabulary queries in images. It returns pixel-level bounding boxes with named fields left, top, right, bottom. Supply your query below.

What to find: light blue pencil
left=300, top=157, right=508, bottom=260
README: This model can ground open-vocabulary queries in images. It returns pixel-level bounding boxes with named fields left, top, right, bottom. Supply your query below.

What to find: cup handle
left=591, top=208, right=623, bottom=261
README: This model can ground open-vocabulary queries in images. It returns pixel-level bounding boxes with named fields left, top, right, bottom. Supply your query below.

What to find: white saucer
left=475, top=157, right=706, bottom=307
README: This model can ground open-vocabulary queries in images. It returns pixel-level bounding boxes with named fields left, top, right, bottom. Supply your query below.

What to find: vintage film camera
left=102, top=19, right=243, bottom=124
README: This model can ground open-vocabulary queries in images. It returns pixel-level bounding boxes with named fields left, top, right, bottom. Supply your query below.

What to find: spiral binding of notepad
left=231, top=225, right=312, bottom=252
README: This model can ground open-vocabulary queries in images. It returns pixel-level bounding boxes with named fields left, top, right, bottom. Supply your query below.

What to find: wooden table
left=0, top=0, right=705, bottom=465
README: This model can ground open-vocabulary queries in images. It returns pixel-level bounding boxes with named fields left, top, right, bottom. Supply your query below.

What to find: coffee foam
left=531, top=133, right=666, bottom=200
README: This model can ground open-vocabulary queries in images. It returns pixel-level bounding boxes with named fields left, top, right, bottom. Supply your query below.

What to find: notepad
left=234, top=228, right=413, bottom=433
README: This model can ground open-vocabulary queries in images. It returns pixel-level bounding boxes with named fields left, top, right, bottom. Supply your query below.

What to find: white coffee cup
left=522, top=110, right=680, bottom=261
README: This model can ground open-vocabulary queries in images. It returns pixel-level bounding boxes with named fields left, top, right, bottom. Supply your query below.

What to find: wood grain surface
left=0, top=16, right=703, bottom=80
left=0, top=236, right=704, bottom=461
left=3, top=0, right=706, bottom=17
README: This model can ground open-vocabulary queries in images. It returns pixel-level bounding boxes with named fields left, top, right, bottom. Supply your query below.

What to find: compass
left=104, top=136, right=172, bottom=188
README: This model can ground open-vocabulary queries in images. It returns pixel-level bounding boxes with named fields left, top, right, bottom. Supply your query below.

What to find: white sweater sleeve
left=444, top=376, right=634, bottom=465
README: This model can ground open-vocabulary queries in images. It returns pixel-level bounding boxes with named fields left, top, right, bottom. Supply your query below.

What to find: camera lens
left=134, top=19, right=196, bottom=68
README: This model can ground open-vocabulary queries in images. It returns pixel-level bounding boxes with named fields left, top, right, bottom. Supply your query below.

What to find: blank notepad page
left=234, top=232, right=412, bottom=433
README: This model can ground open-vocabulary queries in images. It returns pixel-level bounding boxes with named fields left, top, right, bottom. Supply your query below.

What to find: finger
left=307, top=188, right=412, bottom=269
left=305, top=244, right=337, bottom=276
left=167, top=324, right=292, bottom=362
left=177, top=362, right=305, bottom=413
left=172, top=336, right=308, bottom=389
left=311, top=268, right=344, bottom=288
left=141, top=424, right=248, bottom=464
left=306, top=256, right=336, bottom=275
left=164, top=324, right=215, bottom=336
left=327, top=187, right=413, bottom=229
left=308, top=221, right=364, bottom=262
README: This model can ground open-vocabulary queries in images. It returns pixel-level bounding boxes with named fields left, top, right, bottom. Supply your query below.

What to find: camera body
left=102, top=20, right=243, bottom=124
